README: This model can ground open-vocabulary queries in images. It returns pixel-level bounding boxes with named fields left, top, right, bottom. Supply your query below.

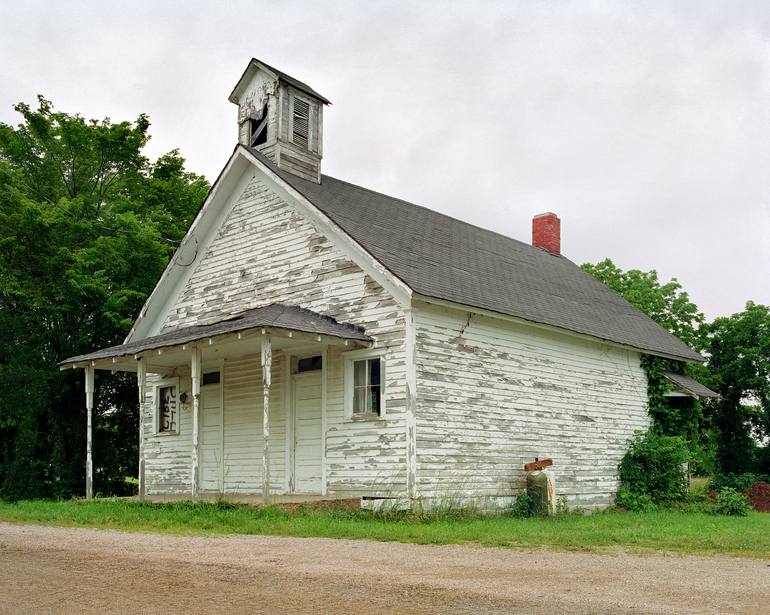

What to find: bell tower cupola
left=228, top=58, right=330, bottom=183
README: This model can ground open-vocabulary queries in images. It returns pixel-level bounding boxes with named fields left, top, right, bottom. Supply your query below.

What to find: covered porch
left=60, top=304, right=372, bottom=502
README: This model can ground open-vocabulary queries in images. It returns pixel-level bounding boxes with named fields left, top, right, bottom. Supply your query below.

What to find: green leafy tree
left=616, top=431, right=689, bottom=510
left=0, top=96, right=209, bottom=499
left=702, top=302, right=770, bottom=474
left=581, top=258, right=705, bottom=350
left=582, top=259, right=712, bottom=469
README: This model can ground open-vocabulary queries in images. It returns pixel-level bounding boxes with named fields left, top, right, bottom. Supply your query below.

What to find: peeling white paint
left=413, top=300, right=649, bottom=510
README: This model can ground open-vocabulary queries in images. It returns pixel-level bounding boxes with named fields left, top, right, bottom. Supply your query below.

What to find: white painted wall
left=413, top=300, right=649, bottom=510
left=199, top=381, right=222, bottom=491
left=139, top=168, right=650, bottom=506
left=221, top=353, right=286, bottom=494
left=292, top=371, right=323, bottom=492
left=141, top=172, right=408, bottom=497
left=143, top=373, right=192, bottom=495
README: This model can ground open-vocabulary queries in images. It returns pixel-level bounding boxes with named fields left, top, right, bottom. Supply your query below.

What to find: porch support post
left=320, top=345, right=328, bottom=496
left=84, top=365, right=95, bottom=499
left=191, top=346, right=202, bottom=499
left=404, top=308, right=418, bottom=502
left=261, top=336, right=272, bottom=503
left=137, top=357, right=146, bottom=501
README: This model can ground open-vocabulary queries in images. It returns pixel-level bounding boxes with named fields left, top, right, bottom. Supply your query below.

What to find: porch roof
left=60, top=304, right=371, bottom=369
left=661, top=370, right=719, bottom=399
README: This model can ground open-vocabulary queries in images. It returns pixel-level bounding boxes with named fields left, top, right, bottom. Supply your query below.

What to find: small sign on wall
left=158, top=385, right=178, bottom=433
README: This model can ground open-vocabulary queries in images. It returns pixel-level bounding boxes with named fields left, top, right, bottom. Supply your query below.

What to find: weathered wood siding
left=413, top=301, right=649, bottom=509
left=141, top=172, right=407, bottom=496
left=143, top=372, right=192, bottom=494
left=222, top=353, right=287, bottom=493
left=324, top=344, right=406, bottom=495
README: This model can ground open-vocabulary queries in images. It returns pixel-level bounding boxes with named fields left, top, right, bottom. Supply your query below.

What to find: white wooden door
left=200, top=379, right=222, bottom=491
left=292, top=371, right=323, bottom=493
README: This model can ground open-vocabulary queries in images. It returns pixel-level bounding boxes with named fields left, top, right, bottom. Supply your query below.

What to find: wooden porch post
left=84, top=365, right=95, bottom=499
left=261, top=336, right=272, bottom=503
left=320, top=345, right=328, bottom=496
left=191, top=346, right=202, bottom=499
left=137, top=357, right=146, bottom=501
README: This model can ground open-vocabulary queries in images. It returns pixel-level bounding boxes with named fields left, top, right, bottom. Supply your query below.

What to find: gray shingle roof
left=60, top=304, right=370, bottom=365
left=252, top=148, right=703, bottom=362
left=230, top=58, right=331, bottom=105
left=662, top=371, right=719, bottom=398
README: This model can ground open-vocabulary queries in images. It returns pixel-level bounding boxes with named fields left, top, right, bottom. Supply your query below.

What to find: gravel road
left=0, top=522, right=767, bottom=614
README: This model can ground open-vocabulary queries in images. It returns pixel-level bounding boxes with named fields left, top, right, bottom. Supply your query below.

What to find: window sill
left=349, top=413, right=385, bottom=423
left=154, top=431, right=180, bottom=437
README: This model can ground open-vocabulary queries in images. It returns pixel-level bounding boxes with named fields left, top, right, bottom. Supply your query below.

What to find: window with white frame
left=345, top=352, right=384, bottom=418
left=155, top=380, right=180, bottom=434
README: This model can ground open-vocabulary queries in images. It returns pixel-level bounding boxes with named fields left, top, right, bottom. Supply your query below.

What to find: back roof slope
left=251, top=148, right=702, bottom=362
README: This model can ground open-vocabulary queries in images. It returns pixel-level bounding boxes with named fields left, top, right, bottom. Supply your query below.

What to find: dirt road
left=0, top=522, right=767, bottom=614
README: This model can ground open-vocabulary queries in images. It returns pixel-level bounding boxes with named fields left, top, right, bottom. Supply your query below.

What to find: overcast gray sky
left=1, top=0, right=768, bottom=320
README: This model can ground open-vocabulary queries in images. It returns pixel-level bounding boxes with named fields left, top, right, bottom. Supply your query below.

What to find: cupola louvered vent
left=292, top=97, right=310, bottom=149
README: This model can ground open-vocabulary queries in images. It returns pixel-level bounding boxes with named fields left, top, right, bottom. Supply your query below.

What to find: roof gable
left=125, top=147, right=410, bottom=343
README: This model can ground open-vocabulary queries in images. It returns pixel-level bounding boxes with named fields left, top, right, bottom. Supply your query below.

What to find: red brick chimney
left=532, top=212, right=561, bottom=256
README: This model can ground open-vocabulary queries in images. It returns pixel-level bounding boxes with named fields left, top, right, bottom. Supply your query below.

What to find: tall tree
left=702, top=302, right=770, bottom=474
left=0, top=96, right=209, bottom=499
left=582, top=258, right=710, bottom=468
left=581, top=258, right=705, bottom=350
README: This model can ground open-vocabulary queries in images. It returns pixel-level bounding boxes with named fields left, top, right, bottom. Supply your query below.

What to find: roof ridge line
left=318, top=172, right=554, bottom=256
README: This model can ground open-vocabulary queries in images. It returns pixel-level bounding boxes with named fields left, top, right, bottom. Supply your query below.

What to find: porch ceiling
left=59, top=303, right=371, bottom=373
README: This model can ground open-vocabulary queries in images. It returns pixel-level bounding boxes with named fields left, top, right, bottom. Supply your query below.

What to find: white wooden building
left=61, top=59, right=707, bottom=510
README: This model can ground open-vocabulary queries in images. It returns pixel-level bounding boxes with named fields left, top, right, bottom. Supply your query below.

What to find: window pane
left=369, top=358, right=381, bottom=387
left=297, top=355, right=322, bottom=373
left=202, top=371, right=220, bottom=386
left=353, top=386, right=367, bottom=414
left=370, top=385, right=381, bottom=415
left=351, top=357, right=383, bottom=416
left=354, top=360, right=367, bottom=388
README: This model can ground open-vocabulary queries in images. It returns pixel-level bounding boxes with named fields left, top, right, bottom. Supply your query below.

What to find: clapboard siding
left=324, top=345, right=406, bottom=496
left=413, top=301, right=649, bottom=509
left=143, top=372, right=192, bottom=495
left=222, top=353, right=285, bottom=492
left=142, top=173, right=408, bottom=497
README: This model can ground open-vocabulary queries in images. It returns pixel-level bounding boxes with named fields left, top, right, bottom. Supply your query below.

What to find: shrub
left=510, top=493, right=533, bottom=518
left=710, top=473, right=758, bottom=492
left=617, top=431, right=689, bottom=506
left=615, top=489, right=657, bottom=512
left=712, top=487, right=751, bottom=516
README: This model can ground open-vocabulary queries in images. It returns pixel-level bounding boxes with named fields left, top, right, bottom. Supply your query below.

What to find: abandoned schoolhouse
left=61, top=58, right=716, bottom=509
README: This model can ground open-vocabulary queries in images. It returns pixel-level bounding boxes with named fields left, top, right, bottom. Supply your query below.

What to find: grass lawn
left=0, top=498, right=768, bottom=558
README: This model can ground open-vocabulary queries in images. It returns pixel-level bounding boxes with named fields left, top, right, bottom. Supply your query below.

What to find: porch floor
left=130, top=492, right=362, bottom=507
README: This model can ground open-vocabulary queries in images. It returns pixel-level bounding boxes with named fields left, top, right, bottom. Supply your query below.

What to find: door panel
left=292, top=372, right=322, bottom=493
left=200, top=383, right=222, bottom=491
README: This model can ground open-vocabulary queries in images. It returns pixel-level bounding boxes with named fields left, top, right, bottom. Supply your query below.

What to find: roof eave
left=411, top=292, right=705, bottom=364
left=60, top=325, right=372, bottom=369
